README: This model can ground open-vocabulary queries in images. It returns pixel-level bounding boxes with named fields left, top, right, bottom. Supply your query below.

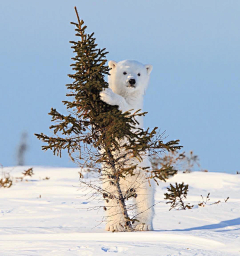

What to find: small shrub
left=22, top=168, right=34, bottom=177
left=164, top=182, right=193, bottom=210
left=0, top=176, right=13, bottom=188
left=0, top=167, right=35, bottom=188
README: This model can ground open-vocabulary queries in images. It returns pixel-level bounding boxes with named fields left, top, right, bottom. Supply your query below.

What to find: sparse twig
left=198, top=193, right=210, bottom=207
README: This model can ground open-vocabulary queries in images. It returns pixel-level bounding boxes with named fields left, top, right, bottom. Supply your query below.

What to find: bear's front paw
left=134, top=223, right=153, bottom=231
left=100, top=88, right=118, bottom=106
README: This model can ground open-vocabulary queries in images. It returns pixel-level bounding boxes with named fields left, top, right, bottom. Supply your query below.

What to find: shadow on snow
left=156, top=218, right=240, bottom=232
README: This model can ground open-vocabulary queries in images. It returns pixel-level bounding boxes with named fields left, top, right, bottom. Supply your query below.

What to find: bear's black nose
left=129, top=79, right=136, bottom=85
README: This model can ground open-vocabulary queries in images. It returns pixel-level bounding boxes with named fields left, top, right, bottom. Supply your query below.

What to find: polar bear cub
left=101, top=60, right=152, bottom=128
left=100, top=60, right=154, bottom=231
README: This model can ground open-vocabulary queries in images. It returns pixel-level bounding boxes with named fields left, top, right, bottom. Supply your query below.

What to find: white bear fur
left=100, top=60, right=155, bottom=231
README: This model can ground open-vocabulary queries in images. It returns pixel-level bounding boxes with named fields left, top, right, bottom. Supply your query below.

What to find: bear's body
left=100, top=60, right=154, bottom=231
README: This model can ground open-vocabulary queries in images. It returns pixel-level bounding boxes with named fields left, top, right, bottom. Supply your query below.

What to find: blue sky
left=0, top=0, right=239, bottom=173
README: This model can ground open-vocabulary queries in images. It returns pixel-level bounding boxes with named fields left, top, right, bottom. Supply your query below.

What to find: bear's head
left=108, top=60, right=153, bottom=97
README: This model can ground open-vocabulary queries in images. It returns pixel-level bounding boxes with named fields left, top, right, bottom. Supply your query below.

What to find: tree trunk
left=106, top=148, right=133, bottom=231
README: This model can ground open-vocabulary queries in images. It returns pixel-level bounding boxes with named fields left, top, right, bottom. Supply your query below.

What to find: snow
left=0, top=166, right=240, bottom=255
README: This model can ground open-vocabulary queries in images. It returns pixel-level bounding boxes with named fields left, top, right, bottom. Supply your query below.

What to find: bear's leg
left=103, top=181, right=127, bottom=232
left=133, top=179, right=155, bottom=231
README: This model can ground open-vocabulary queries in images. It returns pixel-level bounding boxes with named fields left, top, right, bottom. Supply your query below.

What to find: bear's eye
left=123, top=71, right=127, bottom=75
left=137, top=73, right=141, bottom=76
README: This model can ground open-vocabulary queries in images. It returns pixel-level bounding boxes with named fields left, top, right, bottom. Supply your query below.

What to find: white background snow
left=1, top=166, right=239, bottom=255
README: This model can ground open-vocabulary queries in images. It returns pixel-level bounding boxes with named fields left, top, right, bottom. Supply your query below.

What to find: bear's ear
left=145, top=64, right=153, bottom=75
left=108, top=60, right=117, bottom=69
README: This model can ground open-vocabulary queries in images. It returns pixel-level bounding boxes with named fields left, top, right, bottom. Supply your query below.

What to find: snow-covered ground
left=0, top=166, right=240, bottom=256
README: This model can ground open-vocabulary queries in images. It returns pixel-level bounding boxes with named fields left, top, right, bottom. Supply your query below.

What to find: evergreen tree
left=35, top=7, right=181, bottom=231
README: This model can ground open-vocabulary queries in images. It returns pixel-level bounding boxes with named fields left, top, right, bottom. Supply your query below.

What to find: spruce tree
left=35, top=8, right=181, bottom=231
